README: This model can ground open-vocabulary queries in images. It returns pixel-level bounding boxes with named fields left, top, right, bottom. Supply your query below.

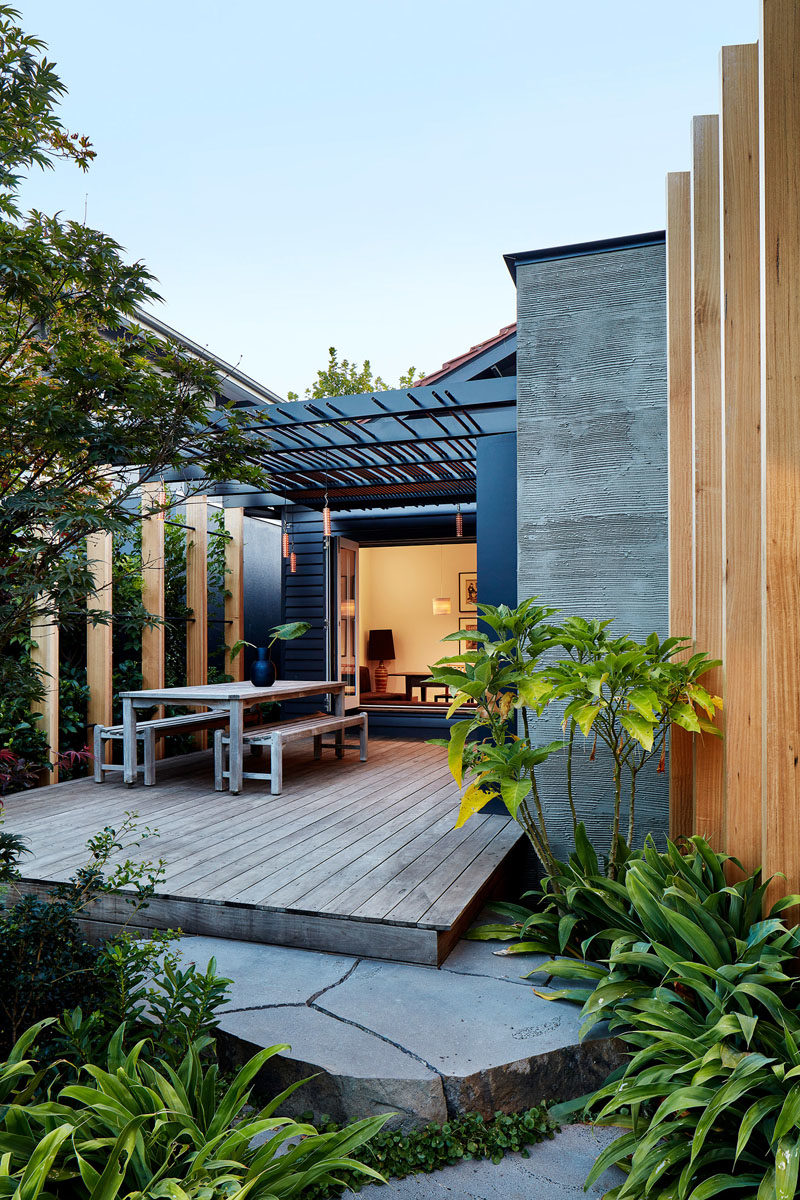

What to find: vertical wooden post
left=224, top=507, right=244, bottom=682
left=761, top=0, right=800, bottom=901
left=186, top=495, right=208, bottom=746
left=666, top=170, right=695, bottom=839
left=691, top=113, right=726, bottom=849
left=30, top=598, right=59, bottom=783
left=86, top=531, right=113, bottom=758
left=141, top=483, right=165, bottom=751
left=720, top=44, right=762, bottom=874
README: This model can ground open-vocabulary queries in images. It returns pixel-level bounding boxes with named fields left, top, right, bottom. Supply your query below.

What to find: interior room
left=357, top=542, right=477, bottom=708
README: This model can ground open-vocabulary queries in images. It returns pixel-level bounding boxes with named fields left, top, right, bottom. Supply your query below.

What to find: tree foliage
left=287, top=345, right=423, bottom=400
left=0, top=6, right=269, bottom=713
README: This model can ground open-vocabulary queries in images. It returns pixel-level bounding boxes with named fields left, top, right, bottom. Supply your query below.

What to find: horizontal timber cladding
left=282, top=507, right=329, bottom=715
left=515, top=239, right=669, bottom=860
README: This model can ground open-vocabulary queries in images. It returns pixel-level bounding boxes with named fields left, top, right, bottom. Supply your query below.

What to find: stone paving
left=176, top=925, right=625, bottom=1131
left=354, top=1124, right=626, bottom=1198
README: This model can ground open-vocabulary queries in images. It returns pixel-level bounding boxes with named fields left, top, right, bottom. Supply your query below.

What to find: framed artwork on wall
left=459, top=617, right=479, bottom=649
left=459, top=573, right=478, bottom=612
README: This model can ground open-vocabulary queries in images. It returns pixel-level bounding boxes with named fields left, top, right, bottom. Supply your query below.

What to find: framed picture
left=459, top=572, right=478, bottom=612
left=459, top=617, right=479, bottom=649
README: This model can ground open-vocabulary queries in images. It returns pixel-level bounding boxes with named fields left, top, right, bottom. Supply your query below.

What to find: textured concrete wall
left=515, top=240, right=668, bottom=861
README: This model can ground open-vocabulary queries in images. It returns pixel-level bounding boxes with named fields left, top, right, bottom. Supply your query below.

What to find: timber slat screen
left=667, top=0, right=799, bottom=896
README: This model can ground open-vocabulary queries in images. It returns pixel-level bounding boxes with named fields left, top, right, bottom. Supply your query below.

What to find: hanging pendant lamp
left=455, top=504, right=463, bottom=538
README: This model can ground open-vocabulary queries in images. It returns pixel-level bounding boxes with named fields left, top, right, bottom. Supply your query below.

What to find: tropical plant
left=546, top=620, right=722, bottom=872
left=428, top=599, right=565, bottom=873
left=571, top=862, right=800, bottom=1198
left=0, top=1026, right=387, bottom=1200
left=430, top=601, right=722, bottom=875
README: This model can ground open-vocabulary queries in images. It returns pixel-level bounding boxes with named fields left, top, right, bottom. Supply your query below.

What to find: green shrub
left=301, top=1106, right=556, bottom=1196
left=0, top=1024, right=387, bottom=1200
left=500, top=835, right=800, bottom=1198
left=0, top=814, right=231, bottom=1073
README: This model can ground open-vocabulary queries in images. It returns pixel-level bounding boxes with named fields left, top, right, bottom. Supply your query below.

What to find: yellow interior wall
left=359, top=543, right=477, bottom=684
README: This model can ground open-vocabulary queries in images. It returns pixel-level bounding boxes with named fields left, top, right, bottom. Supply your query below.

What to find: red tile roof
left=415, top=323, right=516, bottom=387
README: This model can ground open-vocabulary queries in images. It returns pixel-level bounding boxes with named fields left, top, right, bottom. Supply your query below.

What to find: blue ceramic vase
left=250, top=646, right=276, bottom=687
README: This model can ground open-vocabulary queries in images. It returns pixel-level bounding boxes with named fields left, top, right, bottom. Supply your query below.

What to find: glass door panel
left=337, top=539, right=359, bottom=709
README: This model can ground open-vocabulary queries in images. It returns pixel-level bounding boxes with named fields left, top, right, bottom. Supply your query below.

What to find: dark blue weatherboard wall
left=514, top=237, right=669, bottom=860
left=242, top=516, right=281, bottom=679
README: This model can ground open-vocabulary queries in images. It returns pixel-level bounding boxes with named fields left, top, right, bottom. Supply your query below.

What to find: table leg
left=228, top=701, right=244, bottom=794
left=334, top=688, right=344, bottom=758
left=122, top=698, right=137, bottom=786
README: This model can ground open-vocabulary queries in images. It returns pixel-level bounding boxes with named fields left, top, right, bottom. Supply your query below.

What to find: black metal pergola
left=207, top=376, right=517, bottom=511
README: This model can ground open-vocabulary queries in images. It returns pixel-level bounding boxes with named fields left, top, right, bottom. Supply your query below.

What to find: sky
left=19, top=0, right=759, bottom=399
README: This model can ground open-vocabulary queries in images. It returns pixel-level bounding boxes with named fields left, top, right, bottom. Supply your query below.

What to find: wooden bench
left=93, top=710, right=230, bottom=785
left=214, top=710, right=368, bottom=795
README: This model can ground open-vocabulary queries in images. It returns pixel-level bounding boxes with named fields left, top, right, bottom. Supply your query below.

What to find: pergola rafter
left=183, top=377, right=516, bottom=512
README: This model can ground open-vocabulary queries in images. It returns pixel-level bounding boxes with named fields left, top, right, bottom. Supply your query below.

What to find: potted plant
left=232, top=621, right=311, bottom=687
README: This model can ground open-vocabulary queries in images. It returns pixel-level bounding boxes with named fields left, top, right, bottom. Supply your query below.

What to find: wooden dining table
left=119, top=680, right=346, bottom=792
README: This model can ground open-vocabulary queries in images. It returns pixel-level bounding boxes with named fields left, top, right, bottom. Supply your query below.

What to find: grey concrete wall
left=515, top=240, right=668, bottom=862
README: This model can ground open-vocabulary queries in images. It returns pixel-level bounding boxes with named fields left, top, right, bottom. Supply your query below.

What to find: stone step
left=176, top=930, right=624, bottom=1132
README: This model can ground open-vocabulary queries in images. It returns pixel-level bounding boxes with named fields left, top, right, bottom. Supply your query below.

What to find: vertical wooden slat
left=720, top=44, right=762, bottom=874
left=86, top=531, right=113, bottom=757
left=141, top=483, right=165, bottom=753
left=186, top=495, right=208, bottom=747
left=666, top=170, right=695, bottom=839
left=30, top=598, right=59, bottom=783
left=761, top=0, right=800, bottom=902
left=224, top=507, right=244, bottom=682
left=691, top=113, right=726, bottom=849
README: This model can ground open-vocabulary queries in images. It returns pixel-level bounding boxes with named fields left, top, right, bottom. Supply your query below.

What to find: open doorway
left=356, top=541, right=477, bottom=709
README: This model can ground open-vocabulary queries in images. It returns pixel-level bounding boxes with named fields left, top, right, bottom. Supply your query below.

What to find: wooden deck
left=5, top=738, right=524, bottom=966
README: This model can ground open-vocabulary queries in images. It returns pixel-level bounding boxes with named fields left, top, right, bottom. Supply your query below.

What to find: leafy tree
left=287, top=346, right=423, bottom=400
left=0, top=7, right=268, bottom=716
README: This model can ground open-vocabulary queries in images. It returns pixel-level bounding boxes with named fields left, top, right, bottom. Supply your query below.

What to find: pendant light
left=322, top=452, right=332, bottom=538
left=281, top=514, right=290, bottom=559
left=432, top=545, right=451, bottom=615
left=455, top=504, right=463, bottom=538
left=290, top=549, right=297, bottom=574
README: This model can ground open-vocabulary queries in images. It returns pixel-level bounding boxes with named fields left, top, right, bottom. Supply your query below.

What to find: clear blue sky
left=19, top=1, right=758, bottom=398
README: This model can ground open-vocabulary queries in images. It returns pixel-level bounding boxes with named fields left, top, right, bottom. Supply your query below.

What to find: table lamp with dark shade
left=367, top=628, right=395, bottom=693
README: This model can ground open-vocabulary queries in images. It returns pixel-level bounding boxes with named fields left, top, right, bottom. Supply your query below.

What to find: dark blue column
left=476, top=432, right=517, bottom=609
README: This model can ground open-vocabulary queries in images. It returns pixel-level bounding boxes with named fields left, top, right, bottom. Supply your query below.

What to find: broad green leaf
left=627, top=687, right=659, bottom=719
left=776, top=1136, right=800, bottom=1200
left=572, top=702, right=601, bottom=737
left=620, top=711, right=655, bottom=751
left=500, top=777, right=531, bottom=819
left=455, top=783, right=492, bottom=829
left=671, top=701, right=702, bottom=733
left=447, top=719, right=472, bottom=787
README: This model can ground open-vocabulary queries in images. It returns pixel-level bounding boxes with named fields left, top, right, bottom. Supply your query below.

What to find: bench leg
left=313, top=735, right=322, bottom=760
left=93, top=725, right=104, bottom=782
left=214, top=730, right=226, bottom=791
left=360, top=715, right=368, bottom=762
left=143, top=730, right=156, bottom=786
left=270, top=735, right=283, bottom=795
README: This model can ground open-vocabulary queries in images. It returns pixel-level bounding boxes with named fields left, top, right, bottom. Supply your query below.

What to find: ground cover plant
left=301, top=1105, right=556, bottom=1197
